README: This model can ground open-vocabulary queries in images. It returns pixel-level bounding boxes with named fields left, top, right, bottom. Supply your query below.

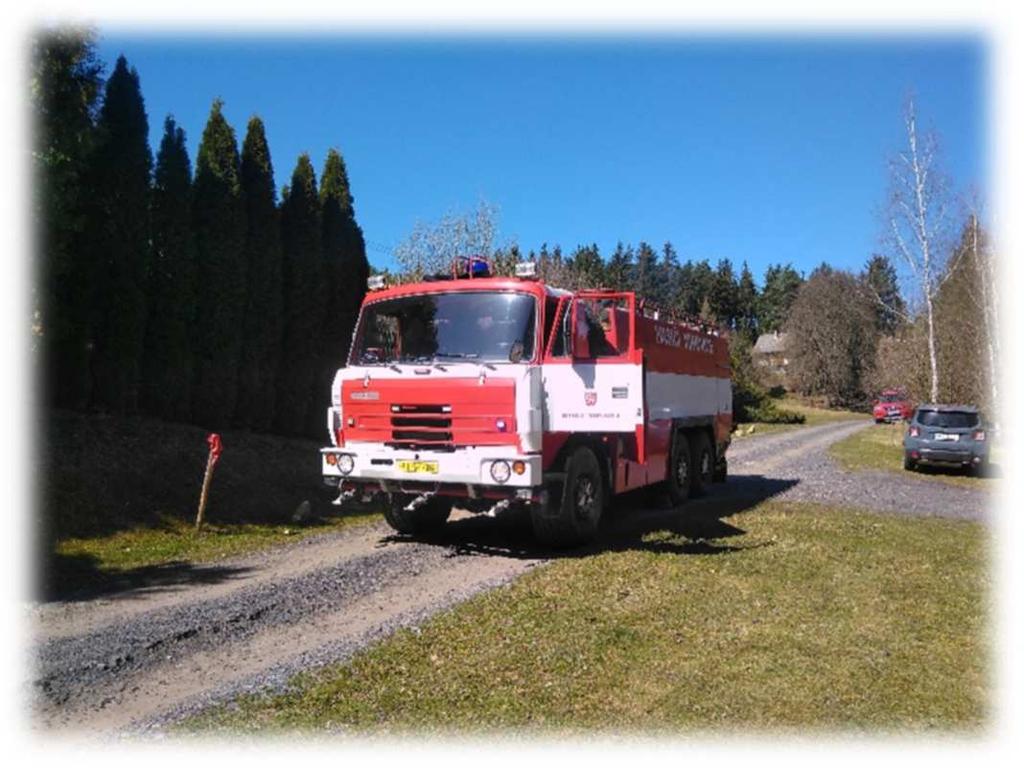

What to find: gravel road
left=727, top=419, right=990, bottom=521
left=27, top=418, right=990, bottom=736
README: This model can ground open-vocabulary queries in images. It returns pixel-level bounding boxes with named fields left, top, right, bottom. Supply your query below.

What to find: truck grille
left=391, top=416, right=451, bottom=428
left=392, top=429, right=454, bottom=442
left=341, top=377, right=517, bottom=451
left=390, top=404, right=454, bottom=450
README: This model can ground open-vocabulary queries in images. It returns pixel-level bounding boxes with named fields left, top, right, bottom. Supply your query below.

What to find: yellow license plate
left=397, top=460, right=439, bottom=474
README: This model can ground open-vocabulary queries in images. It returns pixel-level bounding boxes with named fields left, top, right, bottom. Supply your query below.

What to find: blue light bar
left=455, top=255, right=491, bottom=279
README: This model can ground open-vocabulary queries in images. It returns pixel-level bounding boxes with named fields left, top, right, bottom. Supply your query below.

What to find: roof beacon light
left=454, top=255, right=491, bottom=279
left=470, top=257, right=489, bottom=277
left=514, top=261, right=538, bottom=278
left=367, top=274, right=387, bottom=291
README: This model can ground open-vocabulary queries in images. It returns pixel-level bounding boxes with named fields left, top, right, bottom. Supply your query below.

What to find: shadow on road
left=912, top=462, right=1001, bottom=480
left=38, top=553, right=254, bottom=604
left=383, top=474, right=798, bottom=561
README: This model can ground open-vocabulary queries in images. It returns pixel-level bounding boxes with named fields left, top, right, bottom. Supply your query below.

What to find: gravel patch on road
left=35, top=544, right=434, bottom=709
left=126, top=566, right=529, bottom=737
left=30, top=516, right=542, bottom=734
left=729, top=419, right=990, bottom=521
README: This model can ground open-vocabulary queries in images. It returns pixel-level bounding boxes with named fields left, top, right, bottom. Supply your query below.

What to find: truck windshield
left=351, top=291, right=537, bottom=365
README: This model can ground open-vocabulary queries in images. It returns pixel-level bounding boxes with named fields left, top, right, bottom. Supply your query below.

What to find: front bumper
left=321, top=443, right=542, bottom=490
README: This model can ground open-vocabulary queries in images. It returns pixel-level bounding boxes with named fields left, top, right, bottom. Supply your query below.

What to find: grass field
left=184, top=499, right=989, bottom=736
left=830, top=421, right=999, bottom=490
left=53, top=511, right=379, bottom=579
left=734, top=397, right=866, bottom=438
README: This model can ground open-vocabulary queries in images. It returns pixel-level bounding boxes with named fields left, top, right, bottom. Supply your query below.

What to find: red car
left=873, top=389, right=914, bottom=423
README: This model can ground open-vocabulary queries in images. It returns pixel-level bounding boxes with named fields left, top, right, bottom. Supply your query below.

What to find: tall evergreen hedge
left=313, top=148, right=368, bottom=437
left=275, top=154, right=322, bottom=436
left=85, top=55, right=152, bottom=414
left=142, top=116, right=196, bottom=421
left=236, top=116, right=283, bottom=431
left=191, top=99, right=246, bottom=427
left=32, top=29, right=103, bottom=409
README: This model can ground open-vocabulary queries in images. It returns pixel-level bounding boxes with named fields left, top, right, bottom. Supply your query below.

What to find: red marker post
left=195, top=433, right=223, bottom=532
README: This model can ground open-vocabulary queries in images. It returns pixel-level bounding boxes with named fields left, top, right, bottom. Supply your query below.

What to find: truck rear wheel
left=383, top=495, right=452, bottom=535
left=666, top=431, right=692, bottom=506
left=689, top=431, right=714, bottom=497
left=531, top=446, right=605, bottom=548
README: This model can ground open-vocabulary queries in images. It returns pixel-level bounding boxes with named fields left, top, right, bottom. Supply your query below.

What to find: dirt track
left=28, top=418, right=990, bottom=735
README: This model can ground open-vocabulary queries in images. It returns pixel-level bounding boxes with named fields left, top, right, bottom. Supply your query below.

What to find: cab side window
left=576, top=299, right=620, bottom=358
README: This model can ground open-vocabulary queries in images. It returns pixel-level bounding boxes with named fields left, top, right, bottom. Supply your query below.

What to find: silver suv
left=903, top=404, right=989, bottom=476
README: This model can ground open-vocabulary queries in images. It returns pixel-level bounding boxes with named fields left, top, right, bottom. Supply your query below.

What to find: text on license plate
left=397, top=460, right=439, bottom=474
left=934, top=433, right=960, bottom=441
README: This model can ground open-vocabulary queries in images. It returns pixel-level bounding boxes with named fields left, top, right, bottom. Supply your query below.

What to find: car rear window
left=916, top=410, right=979, bottom=429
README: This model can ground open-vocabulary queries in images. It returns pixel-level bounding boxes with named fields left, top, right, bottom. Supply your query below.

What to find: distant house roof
left=753, top=331, right=790, bottom=355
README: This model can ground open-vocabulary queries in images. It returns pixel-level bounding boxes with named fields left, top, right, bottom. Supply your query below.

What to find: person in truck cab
left=577, top=302, right=617, bottom=357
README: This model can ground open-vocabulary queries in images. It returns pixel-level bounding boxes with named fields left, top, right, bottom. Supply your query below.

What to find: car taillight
left=909, top=426, right=920, bottom=437
left=972, top=430, right=986, bottom=441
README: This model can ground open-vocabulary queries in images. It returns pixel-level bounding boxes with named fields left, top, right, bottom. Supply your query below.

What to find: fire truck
left=321, top=257, right=732, bottom=547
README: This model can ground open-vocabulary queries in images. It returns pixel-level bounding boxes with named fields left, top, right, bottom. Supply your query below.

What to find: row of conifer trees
left=35, top=36, right=369, bottom=438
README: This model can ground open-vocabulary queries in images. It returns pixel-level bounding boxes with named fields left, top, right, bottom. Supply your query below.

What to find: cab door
left=542, top=292, right=646, bottom=456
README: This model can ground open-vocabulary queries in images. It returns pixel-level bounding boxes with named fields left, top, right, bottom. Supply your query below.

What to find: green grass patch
left=735, top=397, right=865, bottom=438
left=829, top=422, right=999, bottom=490
left=47, top=512, right=380, bottom=599
left=55, top=512, right=380, bottom=573
left=778, top=398, right=865, bottom=426
left=184, top=500, right=989, bottom=736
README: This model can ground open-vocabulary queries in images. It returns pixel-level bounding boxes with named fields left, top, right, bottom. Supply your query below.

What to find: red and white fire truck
left=321, top=257, right=732, bottom=547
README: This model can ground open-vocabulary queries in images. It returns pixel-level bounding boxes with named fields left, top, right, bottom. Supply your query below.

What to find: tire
left=531, top=446, right=605, bottom=548
left=665, top=430, right=692, bottom=506
left=383, top=494, right=452, bottom=535
left=689, top=431, right=714, bottom=497
left=713, top=456, right=728, bottom=484
left=972, top=458, right=988, bottom=478
left=903, top=453, right=917, bottom=472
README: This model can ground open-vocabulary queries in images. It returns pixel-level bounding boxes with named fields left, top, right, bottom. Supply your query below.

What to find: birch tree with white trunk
left=885, top=98, right=957, bottom=403
left=963, top=207, right=1000, bottom=413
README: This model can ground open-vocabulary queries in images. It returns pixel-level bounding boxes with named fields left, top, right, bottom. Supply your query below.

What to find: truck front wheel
left=713, top=455, right=728, bottom=483
left=531, top=446, right=605, bottom=548
left=383, top=494, right=452, bottom=536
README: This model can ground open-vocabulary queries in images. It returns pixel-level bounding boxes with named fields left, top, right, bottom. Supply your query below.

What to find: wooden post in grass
left=195, top=433, right=223, bottom=533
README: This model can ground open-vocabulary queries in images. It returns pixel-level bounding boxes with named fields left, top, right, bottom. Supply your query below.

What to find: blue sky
left=95, top=34, right=986, bottom=284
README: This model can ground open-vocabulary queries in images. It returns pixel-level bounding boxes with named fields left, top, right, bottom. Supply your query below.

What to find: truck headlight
left=490, top=460, right=511, bottom=484
left=338, top=454, right=355, bottom=475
